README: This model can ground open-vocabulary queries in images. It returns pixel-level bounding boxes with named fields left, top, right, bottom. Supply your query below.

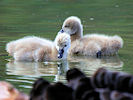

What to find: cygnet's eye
left=64, top=45, right=67, bottom=47
left=65, top=25, right=69, bottom=28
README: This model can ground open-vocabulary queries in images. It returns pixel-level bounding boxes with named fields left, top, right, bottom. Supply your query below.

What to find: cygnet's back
left=6, top=36, right=54, bottom=56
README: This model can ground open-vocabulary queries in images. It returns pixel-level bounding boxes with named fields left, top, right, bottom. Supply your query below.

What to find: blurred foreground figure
left=66, top=68, right=133, bottom=100
left=0, top=81, right=29, bottom=100
left=30, top=78, right=73, bottom=100
left=30, top=68, right=133, bottom=100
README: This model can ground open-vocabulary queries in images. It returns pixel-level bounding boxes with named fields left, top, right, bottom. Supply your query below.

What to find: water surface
left=0, top=0, right=133, bottom=93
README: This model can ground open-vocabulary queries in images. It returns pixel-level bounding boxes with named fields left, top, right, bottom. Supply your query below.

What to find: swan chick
left=6, top=33, right=71, bottom=61
left=59, top=16, right=123, bottom=56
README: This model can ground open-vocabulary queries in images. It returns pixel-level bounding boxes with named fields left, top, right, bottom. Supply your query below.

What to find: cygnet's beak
left=59, top=29, right=64, bottom=33
left=58, top=49, right=64, bottom=59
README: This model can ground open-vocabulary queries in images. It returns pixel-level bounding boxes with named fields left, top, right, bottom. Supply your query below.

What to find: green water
left=0, top=0, right=133, bottom=94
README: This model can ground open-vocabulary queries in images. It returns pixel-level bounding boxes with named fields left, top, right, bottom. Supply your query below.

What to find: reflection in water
left=6, top=56, right=123, bottom=82
left=68, top=55, right=124, bottom=76
left=6, top=56, right=123, bottom=92
left=6, top=60, right=69, bottom=83
left=6, top=60, right=69, bottom=91
left=6, top=61, right=58, bottom=76
left=56, top=60, right=70, bottom=82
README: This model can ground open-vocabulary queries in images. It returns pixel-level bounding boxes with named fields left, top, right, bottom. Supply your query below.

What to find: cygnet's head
left=55, top=33, right=71, bottom=59
left=59, top=16, right=83, bottom=36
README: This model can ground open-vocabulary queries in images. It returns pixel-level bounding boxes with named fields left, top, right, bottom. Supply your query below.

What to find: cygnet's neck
left=62, top=51, right=68, bottom=60
left=71, top=24, right=83, bottom=42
